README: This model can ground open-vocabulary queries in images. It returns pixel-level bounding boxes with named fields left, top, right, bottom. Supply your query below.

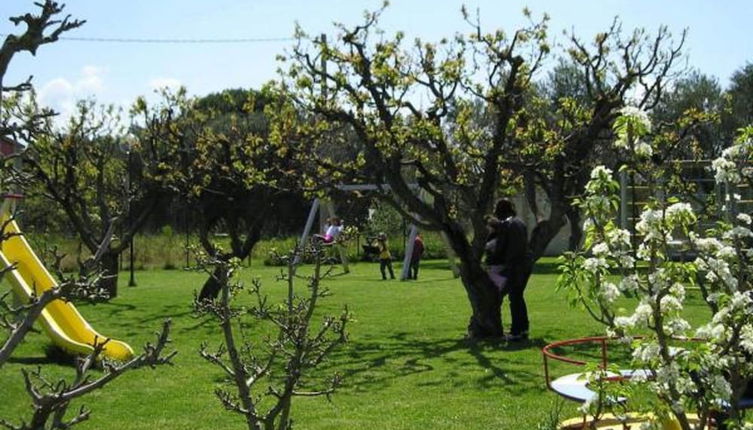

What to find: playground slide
left=0, top=217, right=134, bottom=361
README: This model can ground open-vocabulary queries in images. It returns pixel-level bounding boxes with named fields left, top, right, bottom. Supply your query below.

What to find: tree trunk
left=528, top=208, right=568, bottom=261
left=461, top=263, right=504, bottom=339
left=443, top=225, right=503, bottom=339
left=198, top=266, right=225, bottom=301
left=566, top=208, right=583, bottom=251
left=99, top=251, right=119, bottom=299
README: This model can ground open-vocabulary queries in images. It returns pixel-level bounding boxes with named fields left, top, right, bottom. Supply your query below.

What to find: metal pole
left=127, top=149, right=136, bottom=287
left=294, top=199, right=320, bottom=265
left=619, top=168, right=628, bottom=229
left=401, top=225, right=418, bottom=280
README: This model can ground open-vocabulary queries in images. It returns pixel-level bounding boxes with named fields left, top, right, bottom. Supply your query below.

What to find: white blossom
left=669, top=283, right=686, bottom=302
left=738, top=213, right=752, bottom=225
left=590, top=165, right=613, bottom=181
left=665, top=202, right=695, bottom=224
left=616, top=253, right=636, bottom=268
left=614, top=315, right=635, bottom=329
left=601, top=282, right=621, bottom=303
left=664, top=317, right=691, bottom=336
left=740, top=324, right=753, bottom=354
left=592, top=242, right=610, bottom=257
left=632, top=302, right=654, bottom=327
left=716, top=245, right=737, bottom=260
left=723, top=226, right=753, bottom=241
left=712, top=156, right=741, bottom=183
left=729, top=291, right=752, bottom=311
left=696, top=323, right=726, bottom=342
left=633, top=342, right=661, bottom=362
left=619, top=106, right=652, bottom=131
left=619, top=275, right=640, bottom=293
left=606, top=228, right=631, bottom=247
left=636, top=208, right=665, bottom=241
left=634, top=141, right=653, bottom=158
left=660, top=295, right=683, bottom=313
left=583, top=257, right=608, bottom=274
left=692, top=237, right=722, bottom=253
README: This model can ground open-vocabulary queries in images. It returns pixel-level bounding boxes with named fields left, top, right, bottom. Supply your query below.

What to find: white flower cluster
left=583, top=256, right=609, bottom=274
left=634, top=141, right=653, bottom=158
left=619, top=106, right=652, bottom=132
left=740, top=324, right=753, bottom=354
left=613, top=106, right=652, bottom=154
left=600, top=282, right=620, bottom=303
left=723, top=226, right=753, bottom=241
left=712, top=138, right=753, bottom=184
left=590, top=165, right=613, bottom=181
left=712, top=156, right=740, bottom=183
left=665, top=202, right=695, bottom=224
left=695, top=322, right=726, bottom=342
left=694, top=256, right=738, bottom=290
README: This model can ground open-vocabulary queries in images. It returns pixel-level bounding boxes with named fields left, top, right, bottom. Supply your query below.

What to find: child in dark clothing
left=485, top=217, right=508, bottom=293
left=409, top=233, right=424, bottom=280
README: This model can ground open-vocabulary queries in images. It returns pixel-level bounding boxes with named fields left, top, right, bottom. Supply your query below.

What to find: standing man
left=489, top=199, right=533, bottom=341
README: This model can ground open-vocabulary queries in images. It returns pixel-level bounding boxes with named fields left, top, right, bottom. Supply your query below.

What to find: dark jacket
left=487, top=217, right=530, bottom=273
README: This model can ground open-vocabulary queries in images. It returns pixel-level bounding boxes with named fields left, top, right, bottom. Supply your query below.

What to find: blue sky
left=2, top=1, right=752, bottom=119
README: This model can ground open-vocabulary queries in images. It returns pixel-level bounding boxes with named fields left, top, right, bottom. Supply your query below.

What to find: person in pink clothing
left=313, top=217, right=343, bottom=244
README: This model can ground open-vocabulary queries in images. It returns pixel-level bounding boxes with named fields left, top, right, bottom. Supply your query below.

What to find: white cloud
left=78, top=65, right=105, bottom=93
left=148, top=77, right=182, bottom=92
left=37, top=65, right=108, bottom=121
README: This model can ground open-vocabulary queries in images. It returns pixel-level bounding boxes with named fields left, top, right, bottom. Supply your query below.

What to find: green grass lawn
left=0, top=258, right=712, bottom=429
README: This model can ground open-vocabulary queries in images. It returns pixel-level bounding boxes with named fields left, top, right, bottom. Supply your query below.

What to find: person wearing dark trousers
left=409, top=233, right=424, bottom=280
left=377, top=233, right=395, bottom=280
left=488, top=198, right=533, bottom=341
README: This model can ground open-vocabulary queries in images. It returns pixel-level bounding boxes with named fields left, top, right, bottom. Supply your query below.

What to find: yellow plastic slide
left=0, top=216, right=133, bottom=361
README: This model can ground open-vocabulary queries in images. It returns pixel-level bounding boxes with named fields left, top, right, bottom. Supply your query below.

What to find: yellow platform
left=560, top=413, right=707, bottom=430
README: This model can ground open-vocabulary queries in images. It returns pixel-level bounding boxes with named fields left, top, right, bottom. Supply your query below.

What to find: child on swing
left=314, top=217, right=343, bottom=245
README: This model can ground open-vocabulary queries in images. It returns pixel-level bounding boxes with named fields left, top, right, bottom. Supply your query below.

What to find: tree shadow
left=531, top=260, right=562, bottom=275
left=7, top=355, right=59, bottom=366
left=86, top=301, right=136, bottom=317
left=137, top=303, right=194, bottom=324
left=8, top=344, right=77, bottom=367
left=321, top=331, right=544, bottom=395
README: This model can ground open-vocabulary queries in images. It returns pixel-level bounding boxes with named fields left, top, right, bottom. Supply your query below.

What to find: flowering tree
left=559, top=107, right=753, bottom=428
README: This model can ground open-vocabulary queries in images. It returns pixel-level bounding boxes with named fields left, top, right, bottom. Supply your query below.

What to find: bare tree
left=0, top=1, right=84, bottom=121
left=195, top=244, right=349, bottom=430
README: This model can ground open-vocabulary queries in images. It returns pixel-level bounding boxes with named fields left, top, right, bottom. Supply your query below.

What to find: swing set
left=295, top=184, right=460, bottom=280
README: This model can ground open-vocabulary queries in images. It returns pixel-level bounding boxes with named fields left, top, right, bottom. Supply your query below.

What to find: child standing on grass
left=377, top=233, right=394, bottom=280
left=409, top=233, right=424, bottom=280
